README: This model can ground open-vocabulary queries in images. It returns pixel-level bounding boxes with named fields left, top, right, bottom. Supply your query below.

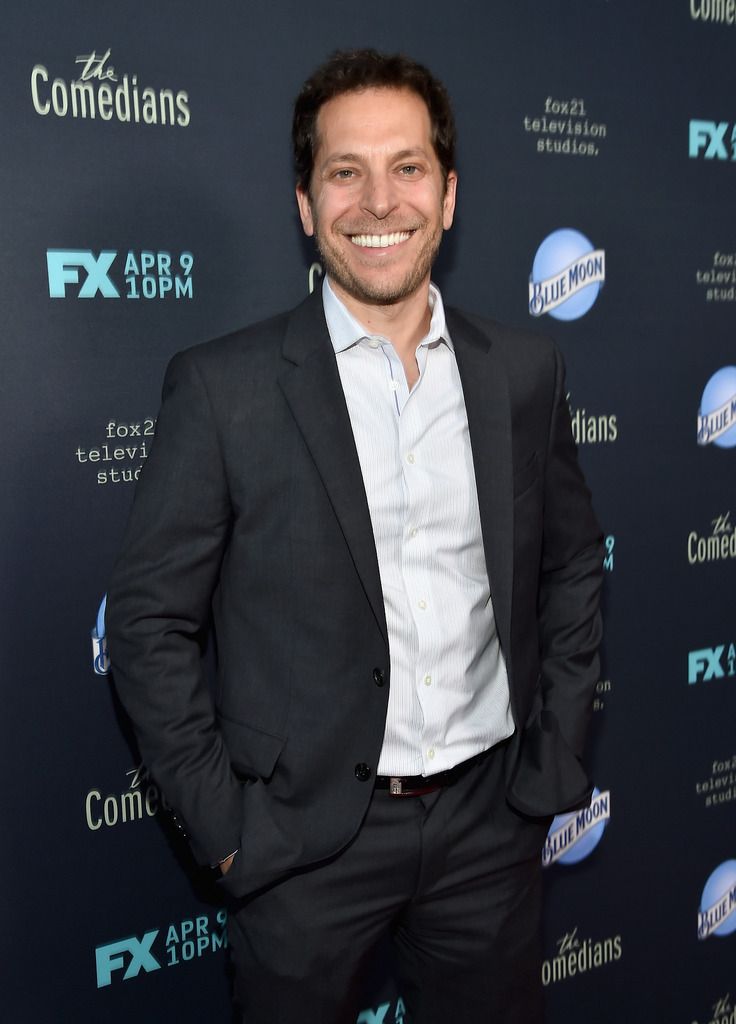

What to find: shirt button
left=367, top=338, right=381, bottom=349
left=409, top=526, right=418, bottom=538
left=427, top=748, right=436, bottom=761
left=389, top=380, right=400, bottom=392
left=418, top=599, right=427, bottom=610
left=372, top=667, right=385, bottom=687
left=407, top=452, right=415, bottom=464
left=424, top=674, right=432, bottom=686
left=354, top=763, right=372, bottom=782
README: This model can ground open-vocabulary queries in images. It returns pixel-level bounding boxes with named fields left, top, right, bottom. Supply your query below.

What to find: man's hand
left=219, top=852, right=236, bottom=876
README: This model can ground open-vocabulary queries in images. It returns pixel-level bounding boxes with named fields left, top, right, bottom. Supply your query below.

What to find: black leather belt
left=375, top=750, right=489, bottom=797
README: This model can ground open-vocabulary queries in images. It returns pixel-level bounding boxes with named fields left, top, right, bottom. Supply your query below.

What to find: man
left=107, top=49, right=603, bottom=1024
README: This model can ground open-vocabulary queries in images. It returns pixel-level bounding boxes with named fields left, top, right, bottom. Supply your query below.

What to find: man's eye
left=334, top=169, right=355, bottom=180
left=399, top=165, right=419, bottom=175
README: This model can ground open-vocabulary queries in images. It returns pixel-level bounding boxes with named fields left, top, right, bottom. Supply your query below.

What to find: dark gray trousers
left=227, top=741, right=549, bottom=1024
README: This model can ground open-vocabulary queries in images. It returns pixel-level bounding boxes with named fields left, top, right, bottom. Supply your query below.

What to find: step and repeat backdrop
left=2, top=1, right=734, bottom=1021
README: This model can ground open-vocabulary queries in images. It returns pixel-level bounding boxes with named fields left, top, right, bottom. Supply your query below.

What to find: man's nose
left=360, top=171, right=398, bottom=220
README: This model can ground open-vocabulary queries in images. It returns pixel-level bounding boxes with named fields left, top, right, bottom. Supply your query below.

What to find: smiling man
left=295, top=85, right=455, bottom=389
left=108, top=49, right=604, bottom=1024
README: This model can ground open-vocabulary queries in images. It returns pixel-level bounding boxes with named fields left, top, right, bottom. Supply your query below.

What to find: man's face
left=296, top=87, right=457, bottom=308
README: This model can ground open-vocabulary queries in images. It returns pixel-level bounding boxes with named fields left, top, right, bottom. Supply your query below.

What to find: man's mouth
left=349, top=231, right=413, bottom=249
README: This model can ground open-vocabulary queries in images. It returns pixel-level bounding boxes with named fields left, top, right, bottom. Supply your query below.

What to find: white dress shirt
left=323, top=277, right=514, bottom=776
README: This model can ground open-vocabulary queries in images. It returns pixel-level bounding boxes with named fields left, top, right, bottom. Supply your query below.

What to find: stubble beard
left=314, top=218, right=444, bottom=307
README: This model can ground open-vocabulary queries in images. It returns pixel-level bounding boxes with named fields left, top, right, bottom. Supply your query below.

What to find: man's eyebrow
left=320, top=152, right=363, bottom=169
left=392, top=148, right=431, bottom=162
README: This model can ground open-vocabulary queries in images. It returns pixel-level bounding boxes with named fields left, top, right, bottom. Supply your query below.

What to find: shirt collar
left=322, top=276, right=453, bottom=355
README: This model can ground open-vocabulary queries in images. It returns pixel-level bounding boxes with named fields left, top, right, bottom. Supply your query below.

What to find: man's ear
left=442, top=171, right=458, bottom=231
left=296, top=186, right=315, bottom=237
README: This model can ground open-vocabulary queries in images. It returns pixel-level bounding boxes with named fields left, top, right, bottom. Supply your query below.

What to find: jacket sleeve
left=506, top=340, right=605, bottom=819
left=106, top=350, right=243, bottom=866
left=537, top=343, right=604, bottom=760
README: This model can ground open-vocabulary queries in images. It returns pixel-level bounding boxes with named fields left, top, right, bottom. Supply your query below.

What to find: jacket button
left=354, top=763, right=372, bottom=782
left=170, top=812, right=187, bottom=837
left=372, top=667, right=385, bottom=687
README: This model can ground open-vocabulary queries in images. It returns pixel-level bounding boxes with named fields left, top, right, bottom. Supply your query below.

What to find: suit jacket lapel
left=278, top=293, right=389, bottom=648
left=448, top=309, right=514, bottom=659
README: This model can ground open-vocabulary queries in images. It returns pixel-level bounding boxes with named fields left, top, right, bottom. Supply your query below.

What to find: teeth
left=350, top=231, right=411, bottom=248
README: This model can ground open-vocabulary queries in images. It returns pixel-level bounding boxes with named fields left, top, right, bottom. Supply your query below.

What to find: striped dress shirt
left=322, top=278, right=514, bottom=776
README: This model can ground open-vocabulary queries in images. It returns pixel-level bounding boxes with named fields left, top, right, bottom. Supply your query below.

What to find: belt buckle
left=389, top=777, right=403, bottom=796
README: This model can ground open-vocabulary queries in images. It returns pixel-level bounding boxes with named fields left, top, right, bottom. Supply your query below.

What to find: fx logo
left=357, top=999, right=406, bottom=1024
left=47, top=249, right=119, bottom=298
left=95, top=930, right=160, bottom=987
left=689, top=120, right=736, bottom=161
left=688, top=644, right=736, bottom=684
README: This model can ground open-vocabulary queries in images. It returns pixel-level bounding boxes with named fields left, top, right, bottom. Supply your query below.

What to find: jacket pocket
left=217, top=713, right=285, bottom=782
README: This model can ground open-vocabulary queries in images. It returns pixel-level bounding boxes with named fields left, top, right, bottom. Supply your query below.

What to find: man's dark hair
left=292, top=49, right=456, bottom=194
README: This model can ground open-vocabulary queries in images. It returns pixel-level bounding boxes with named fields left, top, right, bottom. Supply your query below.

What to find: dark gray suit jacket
left=107, top=290, right=603, bottom=898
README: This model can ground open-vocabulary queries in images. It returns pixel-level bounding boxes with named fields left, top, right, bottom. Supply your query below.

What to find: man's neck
left=328, top=277, right=432, bottom=363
